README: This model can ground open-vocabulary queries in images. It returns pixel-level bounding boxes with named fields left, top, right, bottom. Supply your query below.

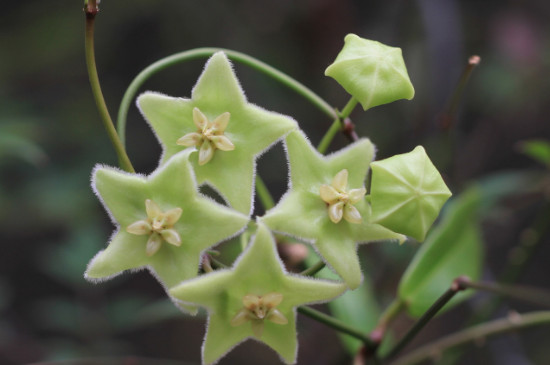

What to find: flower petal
left=176, top=132, right=202, bottom=147
left=161, top=229, right=181, bottom=246
left=262, top=292, right=283, bottom=308
left=211, top=112, right=231, bottom=133
left=319, top=184, right=340, bottom=204
left=328, top=201, right=344, bottom=223
left=193, top=107, right=208, bottom=130
left=145, top=199, right=162, bottom=219
left=210, top=135, right=235, bottom=151
left=198, top=139, right=215, bottom=165
left=164, top=207, right=183, bottom=226
left=348, top=187, right=366, bottom=204
left=267, top=308, right=288, bottom=325
left=146, top=233, right=163, bottom=256
left=230, top=308, right=250, bottom=327
left=243, top=294, right=260, bottom=308
left=344, top=204, right=362, bottom=224
left=332, top=169, right=349, bottom=192
left=126, top=220, right=151, bottom=235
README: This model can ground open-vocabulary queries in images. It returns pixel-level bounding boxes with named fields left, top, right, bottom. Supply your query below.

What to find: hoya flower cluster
left=85, top=35, right=451, bottom=364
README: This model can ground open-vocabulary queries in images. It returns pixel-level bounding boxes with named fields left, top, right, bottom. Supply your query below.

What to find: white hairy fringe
left=85, top=150, right=248, bottom=315
left=170, top=221, right=346, bottom=365
left=136, top=51, right=298, bottom=218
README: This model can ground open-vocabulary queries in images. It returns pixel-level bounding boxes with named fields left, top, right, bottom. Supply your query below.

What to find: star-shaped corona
left=126, top=199, right=183, bottom=256
left=85, top=150, right=249, bottom=299
left=169, top=222, right=346, bottom=365
left=262, top=130, right=405, bottom=289
left=230, top=292, right=288, bottom=338
left=320, top=169, right=366, bottom=224
left=176, top=108, right=235, bottom=165
left=138, top=52, right=297, bottom=215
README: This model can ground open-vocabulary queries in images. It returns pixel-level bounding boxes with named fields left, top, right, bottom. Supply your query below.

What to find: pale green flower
left=262, top=130, right=404, bottom=289
left=170, top=222, right=346, bottom=364
left=85, top=150, right=249, bottom=311
left=138, top=52, right=297, bottom=215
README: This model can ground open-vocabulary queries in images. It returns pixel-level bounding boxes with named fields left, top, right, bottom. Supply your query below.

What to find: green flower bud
left=370, top=146, right=452, bottom=241
left=325, top=34, right=415, bottom=111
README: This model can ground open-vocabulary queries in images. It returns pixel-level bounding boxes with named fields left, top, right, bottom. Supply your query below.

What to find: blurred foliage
left=1, top=1, right=550, bottom=364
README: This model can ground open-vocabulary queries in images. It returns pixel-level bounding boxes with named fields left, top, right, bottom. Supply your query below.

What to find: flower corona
left=126, top=199, right=183, bottom=256
left=177, top=107, right=235, bottom=165
left=230, top=292, right=288, bottom=338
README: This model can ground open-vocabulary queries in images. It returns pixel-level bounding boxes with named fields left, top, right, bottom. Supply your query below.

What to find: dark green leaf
left=398, top=188, right=484, bottom=317
left=517, top=139, right=550, bottom=166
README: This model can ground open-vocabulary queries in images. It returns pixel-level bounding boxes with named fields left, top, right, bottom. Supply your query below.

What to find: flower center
left=319, top=169, right=366, bottom=224
left=176, top=107, right=235, bottom=165
left=230, top=292, right=288, bottom=338
left=126, top=199, right=183, bottom=256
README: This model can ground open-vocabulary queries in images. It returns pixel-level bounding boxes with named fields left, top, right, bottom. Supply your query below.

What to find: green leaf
left=517, top=139, right=550, bottom=167
left=0, top=131, right=48, bottom=167
left=398, top=188, right=484, bottom=317
left=325, top=34, right=414, bottom=111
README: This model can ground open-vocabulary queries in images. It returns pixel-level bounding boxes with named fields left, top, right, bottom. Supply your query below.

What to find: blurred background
left=1, top=0, right=550, bottom=364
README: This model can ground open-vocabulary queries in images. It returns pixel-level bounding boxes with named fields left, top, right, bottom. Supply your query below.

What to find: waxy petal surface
left=85, top=151, right=249, bottom=303
left=170, top=222, right=346, bottom=364
left=138, top=52, right=297, bottom=215
left=263, top=130, right=404, bottom=289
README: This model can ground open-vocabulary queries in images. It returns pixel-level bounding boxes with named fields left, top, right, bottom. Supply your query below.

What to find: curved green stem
left=317, top=97, right=358, bottom=154
left=84, top=5, right=134, bottom=173
left=298, top=306, right=376, bottom=350
left=317, top=119, right=341, bottom=154
left=255, top=175, right=275, bottom=211
left=300, top=260, right=325, bottom=277
left=370, top=298, right=406, bottom=344
left=389, top=311, right=550, bottom=365
left=440, top=55, right=481, bottom=130
left=340, top=97, right=359, bottom=118
left=117, top=48, right=336, bottom=145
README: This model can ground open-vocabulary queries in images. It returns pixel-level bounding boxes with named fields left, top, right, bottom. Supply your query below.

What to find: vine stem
left=438, top=55, right=480, bottom=130
left=460, top=280, right=550, bottom=308
left=317, top=97, right=359, bottom=154
left=381, top=277, right=468, bottom=361
left=389, top=311, right=550, bottom=365
left=255, top=174, right=275, bottom=211
left=298, top=305, right=377, bottom=350
left=117, top=48, right=336, bottom=145
left=84, top=1, right=134, bottom=173
left=300, top=260, right=325, bottom=277
left=369, top=298, right=406, bottom=344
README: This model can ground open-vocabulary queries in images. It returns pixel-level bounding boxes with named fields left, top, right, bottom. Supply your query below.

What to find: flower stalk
left=298, top=305, right=377, bottom=350
left=84, top=2, right=135, bottom=173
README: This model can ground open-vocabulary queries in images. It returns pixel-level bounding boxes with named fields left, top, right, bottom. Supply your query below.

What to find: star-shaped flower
left=137, top=52, right=298, bottom=215
left=262, top=130, right=405, bottom=289
left=170, top=222, right=346, bottom=365
left=85, top=150, right=249, bottom=302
